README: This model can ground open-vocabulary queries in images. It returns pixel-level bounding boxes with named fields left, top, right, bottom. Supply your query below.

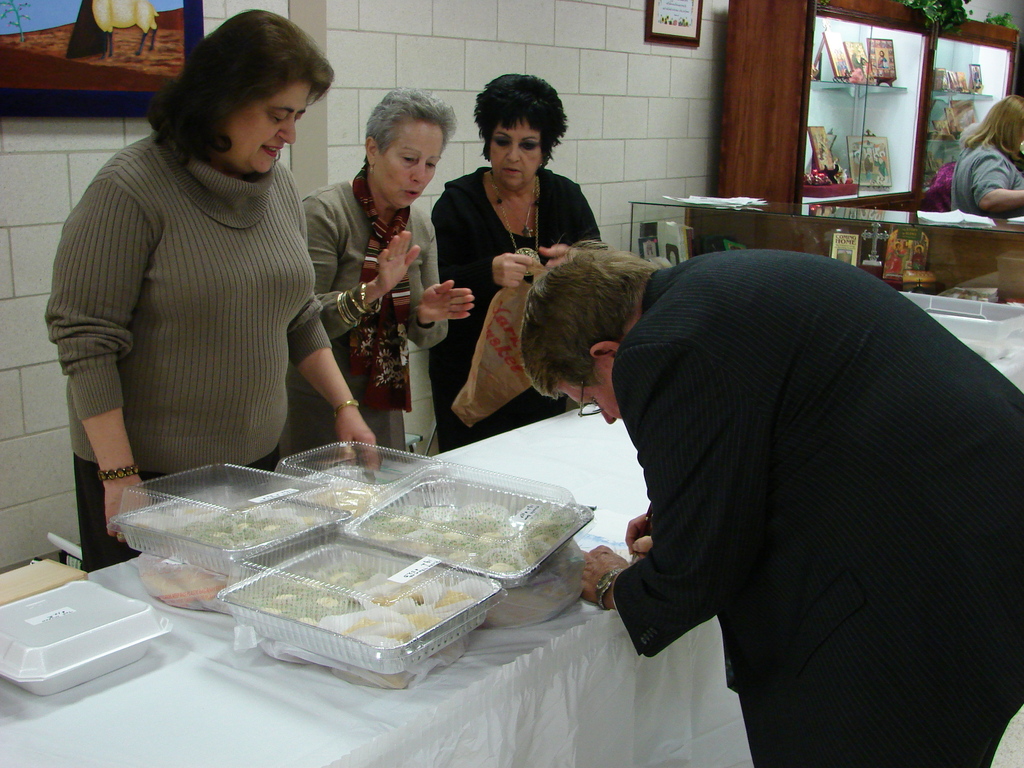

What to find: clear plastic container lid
left=276, top=442, right=438, bottom=486
left=111, top=465, right=341, bottom=577
left=118, top=464, right=327, bottom=514
left=344, top=463, right=593, bottom=588
left=219, top=541, right=502, bottom=675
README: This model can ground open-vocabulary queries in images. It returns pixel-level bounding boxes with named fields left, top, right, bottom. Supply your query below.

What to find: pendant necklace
left=489, top=172, right=540, bottom=262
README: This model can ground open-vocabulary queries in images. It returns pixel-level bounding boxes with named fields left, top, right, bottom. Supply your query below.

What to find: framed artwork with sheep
left=0, top=0, right=203, bottom=117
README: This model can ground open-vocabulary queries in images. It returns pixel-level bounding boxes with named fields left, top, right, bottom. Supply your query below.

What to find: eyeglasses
left=578, top=381, right=603, bottom=417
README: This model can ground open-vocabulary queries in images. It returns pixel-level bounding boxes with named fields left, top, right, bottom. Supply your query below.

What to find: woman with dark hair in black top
left=429, top=74, right=600, bottom=451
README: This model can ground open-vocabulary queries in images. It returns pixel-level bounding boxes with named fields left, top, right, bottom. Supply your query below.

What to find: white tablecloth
left=0, top=413, right=752, bottom=768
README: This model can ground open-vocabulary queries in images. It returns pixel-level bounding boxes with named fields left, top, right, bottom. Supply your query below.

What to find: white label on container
left=248, top=488, right=298, bottom=504
left=513, top=504, right=543, bottom=525
left=26, top=607, right=75, bottom=626
left=388, top=557, right=442, bottom=584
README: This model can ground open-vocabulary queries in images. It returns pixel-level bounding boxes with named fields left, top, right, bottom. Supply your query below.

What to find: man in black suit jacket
left=521, top=245, right=1024, bottom=768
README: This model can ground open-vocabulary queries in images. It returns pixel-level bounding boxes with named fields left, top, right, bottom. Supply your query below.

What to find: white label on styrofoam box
left=388, top=557, right=441, bottom=584
left=248, top=489, right=299, bottom=504
left=26, top=607, right=75, bottom=626
left=513, top=504, right=542, bottom=525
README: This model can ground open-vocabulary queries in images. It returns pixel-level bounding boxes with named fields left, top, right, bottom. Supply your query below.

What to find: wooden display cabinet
left=718, top=0, right=1018, bottom=211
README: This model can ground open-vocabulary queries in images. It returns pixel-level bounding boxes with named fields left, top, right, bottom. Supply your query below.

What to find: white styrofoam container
left=0, top=581, right=170, bottom=695
left=904, top=293, right=1024, bottom=342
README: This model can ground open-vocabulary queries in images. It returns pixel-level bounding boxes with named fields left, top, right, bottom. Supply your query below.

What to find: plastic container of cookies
left=110, top=464, right=340, bottom=580
left=218, top=541, right=502, bottom=674
left=344, top=463, right=593, bottom=589
left=276, top=443, right=439, bottom=520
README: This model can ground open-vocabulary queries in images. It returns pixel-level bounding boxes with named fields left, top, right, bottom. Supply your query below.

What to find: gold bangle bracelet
left=333, top=399, right=359, bottom=418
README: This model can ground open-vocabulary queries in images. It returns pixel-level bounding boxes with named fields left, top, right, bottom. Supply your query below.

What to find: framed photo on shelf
left=644, top=0, right=703, bottom=48
left=823, top=30, right=851, bottom=79
left=867, top=38, right=896, bottom=85
left=830, top=232, right=860, bottom=267
left=847, top=135, right=892, bottom=188
left=932, top=68, right=947, bottom=92
left=0, top=0, right=204, bottom=117
left=969, top=64, right=983, bottom=93
left=843, top=41, right=869, bottom=80
left=807, top=126, right=836, bottom=170
left=955, top=71, right=970, bottom=93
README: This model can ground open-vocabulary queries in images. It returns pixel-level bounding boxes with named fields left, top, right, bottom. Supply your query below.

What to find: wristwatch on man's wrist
left=594, top=567, right=623, bottom=610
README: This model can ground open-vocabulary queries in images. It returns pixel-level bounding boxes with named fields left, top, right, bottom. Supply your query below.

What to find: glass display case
left=719, top=0, right=1018, bottom=210
left=922, top=35, right=1015, bottom=187
left=803, top=16, right=926, bottom=204
left=630, top=199, right=1024, bottom=295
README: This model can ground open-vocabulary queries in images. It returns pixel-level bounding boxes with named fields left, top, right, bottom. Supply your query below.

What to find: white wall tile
left=525, top=46, right=580, bottom=96
left=2, top=118, right=124, bottom=153
left=0, top=230, right=12, bottom=299
left=326, top=89, right=362, bottom=147
left=358, top=0, right=433, bottom=33
left=628, top=53, right=671, bottom=97
left=328, top=145, right=369, bottom=184
left=579, top=183, right=603, bottom=233
left=10, top=224, right=61, bottom=298
left=648, top=96, right=688, bottom=139
left=547, top=140, right=578, bottom=182
left=666, top=137, right=712, bottom=178
left=397, top=36, right=466, bottom=90
left=576, top=139, right=624, bottom=184
left=561, top=94, right=604, bottom=140
left=625, top=138, right=668, bottom=181
left=688, top=97, right=720, bottom=140
left=603, top=96, right=649, bottom=139
left=580, top=49, right=628, bottom=95
left=0, top=491, right=78, bottom=569
left=434, top=0, right=498, bottom=41
left=225, top=0, right=288, bottom=18
left=22, top=362, right=68, bottom=434
left=0, top=370, right=22, bottom=440
left=327, top=31, right=397, bottom=89
left=462, top=142, right=487, bottom=175
left=0, top=295, right=53, bottom=369
left=0, top=154, right=70, bottom=227
left=555, top=1, right=606, bottom=50
left=599, top=180, right=646, bottom=226
left=124, top=119, right=151, bottom=144
left=202, top=2, right=226, bottom=21
left=433, top=90, right=478, bottom=146
left=605, top=7, right=648, bottom=55
left=497, top=0, right=555, bottom=46
left=670, top=56, right=713, bottom=97
left=466, top=41, right=527, bottom=93
left=644, top=176, right=689, bottom=201
left=326, top=0, right=359, bottom=30
left=0, top=428, right=74, bottom=509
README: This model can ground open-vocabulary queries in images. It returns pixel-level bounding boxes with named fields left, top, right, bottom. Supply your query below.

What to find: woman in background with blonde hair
left=951, top=94, right=1024, bottom=218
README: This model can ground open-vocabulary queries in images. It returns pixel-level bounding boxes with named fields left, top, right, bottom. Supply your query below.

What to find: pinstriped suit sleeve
left=613, top=337, right=771, bottom=656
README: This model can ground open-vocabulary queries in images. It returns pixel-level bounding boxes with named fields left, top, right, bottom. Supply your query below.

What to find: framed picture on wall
left=0, top=0, right=204, bottom=117
left=644, top=0, right=703, bottom=48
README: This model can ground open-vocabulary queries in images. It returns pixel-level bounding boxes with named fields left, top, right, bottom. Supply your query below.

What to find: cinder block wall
left=0, top=0, right=729, bottom=568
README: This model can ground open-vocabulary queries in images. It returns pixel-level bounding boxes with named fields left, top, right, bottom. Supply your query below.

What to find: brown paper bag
left=452, top=281, right=536, bottom=427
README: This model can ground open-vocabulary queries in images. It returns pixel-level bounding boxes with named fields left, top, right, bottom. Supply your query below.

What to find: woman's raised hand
left=492, top=251, right=539, bottom=288
left=417, top=280, right=475, bottom=324
left=367, top=230, right=421, bottom=302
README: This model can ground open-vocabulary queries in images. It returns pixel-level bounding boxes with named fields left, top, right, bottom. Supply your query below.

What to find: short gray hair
left=365, top=88, right=457, bottom=153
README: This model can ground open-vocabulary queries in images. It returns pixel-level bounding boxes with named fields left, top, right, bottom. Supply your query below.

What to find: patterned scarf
left=349, top=165, right=412, bottom=411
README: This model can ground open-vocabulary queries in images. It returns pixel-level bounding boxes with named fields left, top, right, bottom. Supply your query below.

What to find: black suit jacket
left=613, top=250, right=1024, bottom=767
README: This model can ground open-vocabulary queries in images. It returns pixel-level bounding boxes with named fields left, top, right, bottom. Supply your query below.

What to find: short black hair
left=474, top=74, right=567, bottom=163
left=148, top=10, right=334, bottom=161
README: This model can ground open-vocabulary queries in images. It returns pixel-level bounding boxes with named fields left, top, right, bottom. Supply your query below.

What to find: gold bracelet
left=97, top=464, right=140, bottom=481
left=336, top=291, right=360, bottom=325
left=333, top=399, right=359, bottom=418
left=353, top=282, right=381, bottom=314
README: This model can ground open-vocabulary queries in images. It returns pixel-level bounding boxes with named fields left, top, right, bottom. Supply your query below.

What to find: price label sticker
left=388, top=557, right=442, bottom=584
left=248, top=489, right=298, bottom=504
left=513, top=503, right=543, bottom=525
left=27, top=607, right=75, bottom=626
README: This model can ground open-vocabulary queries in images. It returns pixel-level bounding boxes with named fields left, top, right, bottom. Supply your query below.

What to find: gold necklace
left=489, top=172, right=539, bottom=261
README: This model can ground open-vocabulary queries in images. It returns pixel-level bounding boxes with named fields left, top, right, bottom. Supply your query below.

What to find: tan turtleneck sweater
left=47, top=135, right=330, bottom=473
